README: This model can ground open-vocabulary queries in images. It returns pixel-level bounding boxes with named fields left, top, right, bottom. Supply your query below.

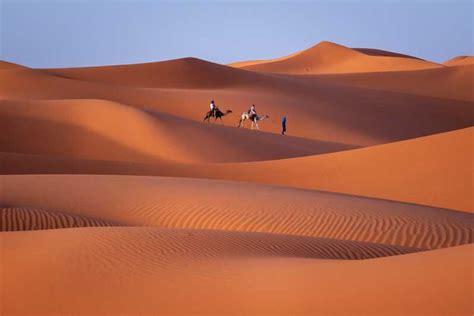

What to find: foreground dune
left=1, top=175, right=472, bottom=249
left=1, top=39, right=472, bottom=315
left=2, top=227, right=472, bottom=315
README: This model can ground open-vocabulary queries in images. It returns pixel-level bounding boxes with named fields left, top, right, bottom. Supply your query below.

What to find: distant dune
left=1, top=60, right=472, bottom=147
left=443, top=55, right=474, bottom=66
left=1, top=40, right=472, bottom=315
left=313, top=64, right=474, bottom=102
left=231, top=41, right=442, bottom=74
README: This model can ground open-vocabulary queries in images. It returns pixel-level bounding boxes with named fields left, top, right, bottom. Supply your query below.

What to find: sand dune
left=2, top=175, right=472, bottom=250
left=314, top=64, right=474, bottom=102
left=2, top=226, right=418, bottom=260
left=2, top=228, right=472, bottom=315
left=0, top=98, right=354, bottom=163
left=444, top=55, right=474, bottom=66
left=3, top=128, right=471, bottom=212
left=352, top=48, right=423, bottom=58
left=194, top=127, right=474, bottom=212
left=1, top=40, right=472, bottom=315
left=43, top=57, right=269, bottom=89
left=1, top=63, right=472, bottom=147
left=0, top=60, right=26, bottom=70
left=234, top=41, right=441, bottom=74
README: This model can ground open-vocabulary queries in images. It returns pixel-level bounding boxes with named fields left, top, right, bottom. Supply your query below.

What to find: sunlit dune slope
left=0, top=60, right=27, bottom=70
left=43, top=57, right=268, bottom=89
left=2, top=175, right=472, bottom=249
left=1, top=64, right=472, bottom=147
left=444, top=55, right=474, bottom=66
left=3, top=128, right=471, bottom=212
left=193, top=128, right=473, bottom=212
left=0, top=99, right=353, bottom=163
left=235, top=41, right=442, bottom=74
left=313, top=64, right=474, bottom=101
left=2, top=228, right=472, bottom=315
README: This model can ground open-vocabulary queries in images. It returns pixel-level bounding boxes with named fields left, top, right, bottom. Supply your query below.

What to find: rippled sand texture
left=1, top=41, right=473, bottom=315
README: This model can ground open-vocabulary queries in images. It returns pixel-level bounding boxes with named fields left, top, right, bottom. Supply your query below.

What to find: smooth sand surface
left=1, top=99, right=354, bottom=163
left=1, top=56, right=472, bottom=147
left=2, top=128, right=471, bottom=212
left=189, top=127, right=474, bottom=213
left=233, top=41, right=442, bottom=74
left=444, top=55, right=474, bottom=66
left=1, top=41, right=472, bottom=315
left=312, top=64, right=474, bottom=102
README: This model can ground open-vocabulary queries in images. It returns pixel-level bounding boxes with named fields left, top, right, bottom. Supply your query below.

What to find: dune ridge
left=1, top=59, right=472, bottom=147
left=312, top=64, right=474, bottom=102
left=1, top=39, right=472, bottom=316
left=2, top=175, right=472, bottom=250
left=2, top=128, right=471, bottom=212
left=234, top=41, right=442, bottom=74
left=444, top=55, right=474, bottom=66
left=0, top=98, right=355, bottom=163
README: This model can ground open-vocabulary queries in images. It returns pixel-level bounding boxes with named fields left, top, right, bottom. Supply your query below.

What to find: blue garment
left=281, top=116, right=287, bottom=135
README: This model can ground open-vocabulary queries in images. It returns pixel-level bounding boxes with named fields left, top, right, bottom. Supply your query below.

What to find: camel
left=203, top=108, right=232, bottom=123
left=237, top=113, right=269, bottom=129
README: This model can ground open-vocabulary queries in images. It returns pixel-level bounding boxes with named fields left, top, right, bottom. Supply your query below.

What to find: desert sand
left=1, top=41, right=473, bottom=315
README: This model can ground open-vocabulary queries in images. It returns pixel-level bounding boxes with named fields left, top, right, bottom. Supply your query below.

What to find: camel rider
left=248, top=104, right=257, bottom=120
left=210, top=100, right=216, bottom=116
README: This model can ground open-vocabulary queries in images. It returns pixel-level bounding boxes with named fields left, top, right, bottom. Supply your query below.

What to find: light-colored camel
left=237, top=113, right=269, bottom=129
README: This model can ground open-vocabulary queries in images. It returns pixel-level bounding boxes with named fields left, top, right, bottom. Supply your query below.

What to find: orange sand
left=1, top=41, right=472, bottom=315
left=232, top=41, right=442, bottom=74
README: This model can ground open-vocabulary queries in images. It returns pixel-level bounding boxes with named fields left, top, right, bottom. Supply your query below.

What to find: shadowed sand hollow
left=0, top=40, right=472, bottom=315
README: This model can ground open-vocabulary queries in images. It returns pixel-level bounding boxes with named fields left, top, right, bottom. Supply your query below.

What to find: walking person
left=281, top=115, right=287, bottom=135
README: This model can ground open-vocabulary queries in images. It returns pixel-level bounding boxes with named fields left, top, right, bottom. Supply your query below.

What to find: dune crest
left=0, top=98, right=355, bottom=163
left=2, top=175, right=472, bottom=250
left=3, top=128, right=470, bottom=212
left=233, top=41, right=441, bottom=74
left=0, top=38, right=472, bottom=315
left=443, top=55, right=474, bottom=66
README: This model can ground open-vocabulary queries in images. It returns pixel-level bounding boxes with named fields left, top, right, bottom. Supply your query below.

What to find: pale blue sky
left=1, top=0, right=472, bottom=67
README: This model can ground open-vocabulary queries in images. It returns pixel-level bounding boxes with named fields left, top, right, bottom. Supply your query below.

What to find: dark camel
left=203, top=108, right=232, bottom=123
